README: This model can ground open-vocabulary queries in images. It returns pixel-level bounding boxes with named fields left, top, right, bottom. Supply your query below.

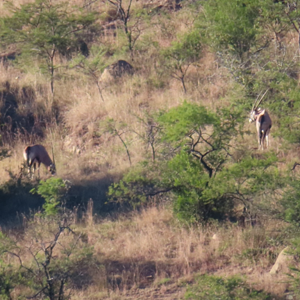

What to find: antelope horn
left=252, top=90, right=263, bottom=110
left=255, top=89, right=269, bottom=110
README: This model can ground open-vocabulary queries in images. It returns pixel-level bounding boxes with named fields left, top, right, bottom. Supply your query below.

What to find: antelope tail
left=24, top=146, right=31, bottom=166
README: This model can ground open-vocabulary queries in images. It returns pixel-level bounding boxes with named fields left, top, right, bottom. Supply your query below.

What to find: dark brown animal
left=23, top=144, right=56, bottom=177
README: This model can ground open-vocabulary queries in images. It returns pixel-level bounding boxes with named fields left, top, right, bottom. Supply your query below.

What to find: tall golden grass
left=0, top=204, right=290, bottom=299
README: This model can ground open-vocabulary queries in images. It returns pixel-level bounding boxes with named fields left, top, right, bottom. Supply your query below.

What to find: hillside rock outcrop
left=100, top=60, right=134, bottom=83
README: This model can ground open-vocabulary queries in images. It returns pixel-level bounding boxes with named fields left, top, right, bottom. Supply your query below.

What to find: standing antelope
left=23, top=144, right=56, bottom=178
left=249, top=90, right=272, bottom=150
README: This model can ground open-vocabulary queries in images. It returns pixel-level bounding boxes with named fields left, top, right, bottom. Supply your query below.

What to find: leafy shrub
left=31, top=177, right=69, bottom=216
left=0, top=262, right=14, bottom=300
left=160, top=30, right=202, bottom=92
left=109, top=102, right=283, bottom=222
left=202, top=0, right=260, bottom=60
left=185, top=274, right=271, bottom=299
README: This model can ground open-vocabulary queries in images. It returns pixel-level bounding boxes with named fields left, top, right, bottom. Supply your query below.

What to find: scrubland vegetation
left=2, top=0, right=300, bottom=298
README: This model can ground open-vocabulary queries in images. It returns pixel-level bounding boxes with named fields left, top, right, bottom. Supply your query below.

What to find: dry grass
left=74, top=205, right=290, bottom=297
left=0, top=205, right=291, bottom=299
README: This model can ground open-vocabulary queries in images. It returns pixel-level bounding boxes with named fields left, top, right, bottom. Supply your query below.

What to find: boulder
left=100, top=60, right=134, bottom=83
left=269, top=246, right=293, bottom=275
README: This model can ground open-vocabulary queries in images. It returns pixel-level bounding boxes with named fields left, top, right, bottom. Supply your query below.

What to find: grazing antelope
left=249, top=90, right=272, bottom=150
left=23, top=144, right=56, bottom=178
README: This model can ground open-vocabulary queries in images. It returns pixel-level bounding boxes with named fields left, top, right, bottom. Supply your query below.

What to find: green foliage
left=241, top=59, right=300, bottom=144
left=185, top=274, right=271, bottom=299
left=31, top=177, right=68, bottom=216
left=160, top=30, right=202, bottom=92
left=109, top=102, right=282, bottom=222
left=203, top=0, right=260, bottom=60
left=0, top=0, right=96, bottom=55
left=166, top=152, right=281, bottom=221
left=158, top=102, right=216, bottom=143
left=281, top=176, right=300, bottom=226
left=71, top=46, right=108, bottom=76
left=161, top=30, right=202, bottom=65
left=71, top=46, right=108, bottom=101
left=0, top=263, right=14, bottom=300
left=257, top=0, right=300, bottom=39
left=108, top=162, right=159, bottom=207
left=209, top=0, right=300, bottom=146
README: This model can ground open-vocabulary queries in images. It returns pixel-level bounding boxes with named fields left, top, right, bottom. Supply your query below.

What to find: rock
left=270, top=246, right=293, bottom=275
left=286, top=294, right=294, bottom=300
left=100, top=60, right=134, bottom=83
left=210, top=233, right=220, bottom=250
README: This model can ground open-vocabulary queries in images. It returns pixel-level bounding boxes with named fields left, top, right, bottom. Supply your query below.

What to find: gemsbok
left=23, top=144, right=56, bottom=178
left=249, top=89, right=272, bottom=150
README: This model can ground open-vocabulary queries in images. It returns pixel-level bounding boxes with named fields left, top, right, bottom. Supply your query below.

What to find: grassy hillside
left=1, top=0, right=300, bottom=298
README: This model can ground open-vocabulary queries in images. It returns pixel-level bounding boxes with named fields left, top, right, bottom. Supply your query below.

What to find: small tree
left=109, top=102, right=284, bottom=222
left=131, top=113, right=160, bottom=162
left=71, top=46, right=107, bottom=102
left=100, top=118, right=132, bottom=165
left=0, top=0, right=96, bottom=99
left=0, top=214, right=94, bottom=300
left=106, top=0, right=145, bottom=56
left=161, top=30, right=202, bottom=93
left=31, top=177, right=70, bottom=216
left=203, top=0, right=260, bottom=62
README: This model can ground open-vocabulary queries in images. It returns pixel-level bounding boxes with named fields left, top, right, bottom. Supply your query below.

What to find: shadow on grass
left=65, top=176, right=120, bottom=218
left=0, top=172, right=123, bottom=227
left=0, top=175, right=43, bottom=227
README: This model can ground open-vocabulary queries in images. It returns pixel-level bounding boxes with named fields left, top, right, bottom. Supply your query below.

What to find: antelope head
left=48, top=163, right=56, bottom=175
left=249, top=89, right=269, bottom=123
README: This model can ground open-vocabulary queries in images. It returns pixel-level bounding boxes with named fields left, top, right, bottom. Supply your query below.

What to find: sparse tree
left=100, top=118, right=132, bottom=165
left=0, top=213, right=93, bottom=300
left=71, top=47, right=107, bottom=102
left=0, top=0, right=97, bottom=100
left=106, top=0, right=145, bottom=57
left=161, top=30, right=202, bottom=93
left=131, top=113, right=160, bottom=162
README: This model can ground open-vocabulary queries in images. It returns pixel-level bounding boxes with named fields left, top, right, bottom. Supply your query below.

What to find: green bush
left=109, top=102, right=283, bottom=222
left=185, top=274, right=271, bottom=299
left=202, top=0, right=260, bottom=60
left=31, top=177, right=69, bottom=216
